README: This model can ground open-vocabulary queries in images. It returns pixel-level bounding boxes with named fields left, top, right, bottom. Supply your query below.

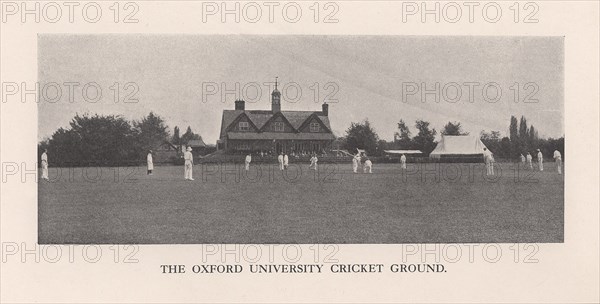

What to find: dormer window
left=239, top=121, right=249, bottom=131
left=310, top=122, right=320, bottom=132
left=273, top=122, right=284, bottom=132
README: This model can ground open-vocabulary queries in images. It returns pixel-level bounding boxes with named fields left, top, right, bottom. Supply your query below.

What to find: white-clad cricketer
left=278, top=153, right=284, bottom=170
left=352, top=153, right=361, bottom=173
left=309, top=154, right=318, bottom=171
left=537, top=149, right=544, bottom=171
left=41, top=149, right=49, bottom=181
left=184, top=146, right=194, bottom=180
left=483, top=148, right=493, bottom=176
left=400, top=154, right=407, bottom=170
left=526, top=152, right=533, bottom=169
left=283, top=153, right=289, bottom=170
left=363, top=158, right=373, bottom=173
left=553, top=150, right=562, bottom=175
left=245, top=153, right=252, bottom=171
left=520, top=154, right=525, bottom=164
left=147, top=150, right=154, bottom=175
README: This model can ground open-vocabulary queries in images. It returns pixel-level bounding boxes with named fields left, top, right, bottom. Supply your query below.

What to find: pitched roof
left=227, top=132, right=335, bottom=141
left=220, top=109, right=332, bottom=138
left=187, top=139, right=206, bottom=147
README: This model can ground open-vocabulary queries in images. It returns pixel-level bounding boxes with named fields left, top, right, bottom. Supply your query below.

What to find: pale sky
left=38, top=35, right=564, bottom=144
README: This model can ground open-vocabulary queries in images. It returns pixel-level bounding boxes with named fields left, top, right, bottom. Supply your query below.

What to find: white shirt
left=245, top=155, right=252, bottom=163
left=147, top=153, right=153, bottom=164
left=526, top=154, right=532, bottom=161
left=310, top=156, right=318, bottom=163
left=184, top=151, right=193, bottom=162
left=537, top=152, right=543, bottom=162
left=283, top=155, right=289, bottom=164
left=553, top=150, right=561, bottom=160
left=400, top=155, right=406, bottom=163
left=41, top=152, right=48, bottom=163
left=483, top=150, right=492, bottom=163
left=278, top=155, right=284, bottom=163
left=365, top=160, right=372, bottom=166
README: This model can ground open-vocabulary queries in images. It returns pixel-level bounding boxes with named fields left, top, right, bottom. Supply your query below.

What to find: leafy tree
left=172, top=126, right=181, bottom=145
left=394, top=119, right=412, bottom=148
left=64, top=113, right=137, bottom=164
left=441, top=121, right=469, bottom=136
left=134, top=112, right=170, bottom=154
left=180, top=126, right=203, bottom=144
left=509, top=116, right=519, bottom=142
left=518, top=116, right=529, bottom=139
left=343, top=119, right=380, bottom=155
left=412, top=119, right=437, bottom=154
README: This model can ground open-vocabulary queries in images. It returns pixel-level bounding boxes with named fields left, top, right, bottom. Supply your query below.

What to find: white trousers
left=364, top=165, right=372, bottom=173
left=245, top=161, right=250, bottom=171
left=279, top=162, right=284, bottom=170
left=401, top=162, right=406, bottom=169
left=556, top=159, right=562, bottom=174
left=310, top=162, right=317, bottom=170
left=538, top=161, right=544, bottom=171
left=41, top=163, right=48, bottom=179
left=486, top=162, right=493, bottom=175
left=185, top=162, right=193, bottom=179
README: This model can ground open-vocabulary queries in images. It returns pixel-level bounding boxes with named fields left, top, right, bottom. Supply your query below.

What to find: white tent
left=429, top=135, right=489, bottom=159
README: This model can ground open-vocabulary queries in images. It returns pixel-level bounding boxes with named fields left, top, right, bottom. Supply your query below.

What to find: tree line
left=340, top=116, right=564, bottom=160
left=38, top=112, right=204, bottom=166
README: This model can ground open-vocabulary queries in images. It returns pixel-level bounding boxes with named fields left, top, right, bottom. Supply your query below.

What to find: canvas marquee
left=429, top=135, right=489, bottom=158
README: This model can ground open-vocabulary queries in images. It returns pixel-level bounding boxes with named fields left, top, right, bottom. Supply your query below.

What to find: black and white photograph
left=37, top=35, right=565, bottom=244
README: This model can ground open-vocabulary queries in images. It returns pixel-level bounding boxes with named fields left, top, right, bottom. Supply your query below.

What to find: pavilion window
left=239, top=121, right=249, bottom=131
left=273, top=122, right=284, bottom=132
left=310, top=122, right=320, bottom=132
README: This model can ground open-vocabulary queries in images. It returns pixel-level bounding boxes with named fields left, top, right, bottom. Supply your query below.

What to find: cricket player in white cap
left=553, top=149, right=562, bottom=174
left=400, top=154, right=407, bottom=170
left=283, top=153, right=289, bottom=170
left=41, top=149, right=49, bottom=181
left=536, top=149, right=544, bottom=171
left=245, top=153, right=252, bottom=171
left=184, top=146, right=194, bottom=180
left=309, top=154, right=318, bottom=171
left=363, top=158, right=373, bottom=173
left=526, top=152, right=533, bottom=170
left=278, top=152, right=284, bottom=170
left=147, top=150, right=154, bottom=175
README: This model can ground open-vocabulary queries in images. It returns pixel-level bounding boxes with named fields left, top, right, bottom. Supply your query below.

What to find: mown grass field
left=38, top=162, right=564, bottom=244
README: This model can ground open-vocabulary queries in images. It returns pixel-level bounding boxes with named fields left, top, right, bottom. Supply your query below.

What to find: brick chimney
left=235, top=99, right=245, bottom=111
left=322, top=103, right=329, bottom=116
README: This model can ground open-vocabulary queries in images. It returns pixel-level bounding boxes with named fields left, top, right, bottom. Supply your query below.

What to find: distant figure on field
left=363, top=158, right=373, bottom=173
left=537, top=149, right=544, bottom=171
left=483, top=148, right=494, bottom=176
left=553, top=149, right=562, bottom=175
left=41, top=149, right=49, bottom=181
left=520, top=153, right=525, bottom=164
left=283, top=153, right=289, bottom=170
left=278, top=152, right=284, bottom=170
left=400, top=154, right=407, bottom=170
left=309, top=154, right=318, bottom=171
left=184, top=146, right=194, bottom=180
left=245, top=153, right=252, bottom=171
left=352, top=153, right=361, bottom=173
left=526, top=152, right=533, bottom=170
left=147, top=150, right=154, bottom=175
